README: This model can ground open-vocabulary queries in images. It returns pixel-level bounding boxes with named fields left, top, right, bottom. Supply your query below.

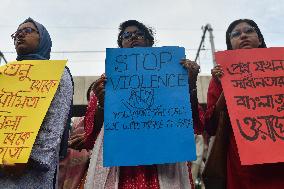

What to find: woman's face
left=14, top=22, right=40, bottom=55
left=121, top=26, right=149, bottom=48
left=229, top=22, right=261, bottom=50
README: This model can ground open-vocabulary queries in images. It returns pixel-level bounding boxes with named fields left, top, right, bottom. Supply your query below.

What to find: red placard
left=215, top=47, right=284, bottom=165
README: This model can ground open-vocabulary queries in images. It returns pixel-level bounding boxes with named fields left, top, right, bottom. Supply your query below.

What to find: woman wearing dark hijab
left=0, top=18, right=73, bottom=189
left=204, top=19, right=284, bottom=189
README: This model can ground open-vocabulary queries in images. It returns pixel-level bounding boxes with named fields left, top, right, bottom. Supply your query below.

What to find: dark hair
left=226, top=19, right=267, bottom=50
left=117, top=20, right=155, bottom=48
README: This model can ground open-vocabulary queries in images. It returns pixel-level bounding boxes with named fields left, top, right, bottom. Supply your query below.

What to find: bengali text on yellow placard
left=0, top=60, right=67, bottom=164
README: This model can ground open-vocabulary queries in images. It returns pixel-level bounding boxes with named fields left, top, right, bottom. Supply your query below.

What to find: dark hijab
left=226, top=19, right=267, bottom=50
left=16, top=18, right=52, bottom=60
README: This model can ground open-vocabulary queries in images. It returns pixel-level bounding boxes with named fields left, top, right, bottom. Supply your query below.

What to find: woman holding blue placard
left=0, top=18, right=73, bottom=189
left=204, top=19, right=284, bottom=189
left=69, top=20, right=203, bottom=189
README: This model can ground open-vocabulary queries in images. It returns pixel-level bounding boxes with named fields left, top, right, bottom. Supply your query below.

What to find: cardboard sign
left=216, top=47, right=284, bottom=165
left=0, top=60, right=67, bottom=164
left=104, top=46, right=196, bottom=166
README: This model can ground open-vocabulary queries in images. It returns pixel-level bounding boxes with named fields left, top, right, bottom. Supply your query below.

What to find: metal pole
left=194, top=25, right=208, bottom=63
left=206, top=24, right=216, bottom=66
left=0, top=51, right=8, bottom=65
left=195, top=24, right=217, bottom=69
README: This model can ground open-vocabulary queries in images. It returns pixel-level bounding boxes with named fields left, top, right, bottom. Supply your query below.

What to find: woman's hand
left=211, top=65, right=226, bottom=112
left=180, top=59, right=200, bottom=89
left=68, top=132, right=87, bottom=150
left=92, top=74, right=106, bottom=108
left=211, top=64, right=224, bottom=82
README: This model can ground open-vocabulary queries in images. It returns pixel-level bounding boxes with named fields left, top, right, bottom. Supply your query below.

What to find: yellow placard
left=0, top=60, right=67, bottom=164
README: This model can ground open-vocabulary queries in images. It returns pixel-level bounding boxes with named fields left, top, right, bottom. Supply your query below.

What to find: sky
left=0, top=0, right=283, bottom=76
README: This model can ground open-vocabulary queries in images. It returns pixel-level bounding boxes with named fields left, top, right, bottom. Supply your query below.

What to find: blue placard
left=104, top=46, right=196, bottom=166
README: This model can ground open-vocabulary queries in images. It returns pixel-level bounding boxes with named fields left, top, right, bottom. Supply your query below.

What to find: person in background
left=0, top=18, right=73, bottom=189
left=69, top=20, right=202, bottom=189
left=204, top=18, right=284, bottom=189
left=58, top=83, right=95, bottom=189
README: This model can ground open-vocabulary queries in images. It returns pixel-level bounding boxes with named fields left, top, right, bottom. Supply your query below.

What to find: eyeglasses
left=229, top=26, right=257, bottom=39
left=121, top=30, right=145, bottom=40
left=11, top=27, right=38, bottom=40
